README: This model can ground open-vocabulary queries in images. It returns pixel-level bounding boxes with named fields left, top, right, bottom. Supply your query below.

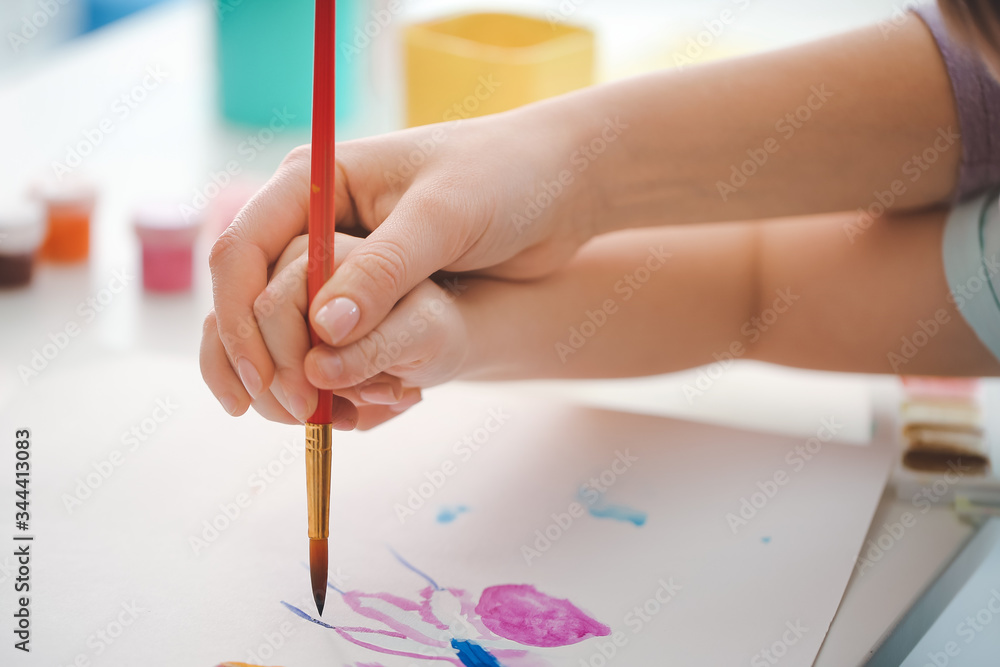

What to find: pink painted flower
left=476, top=585, right=611, bottom=647
left=286, top=552, right=610, bottom=666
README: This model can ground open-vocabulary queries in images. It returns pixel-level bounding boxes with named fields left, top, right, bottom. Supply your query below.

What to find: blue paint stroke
left=761, top=536, right=772, bottom=544
left=299, top=561, right=346, bottom=595
left=281, top=601, right=337, bottom=629
left=389, top=547, right=443, bottom=591
left=451, top=638, right=502, bottom=667
left=578, top=488, right=647, bottom=527
left=587, top=503, right=647, bottom=526
left=437, top=505, right=469, bottom=523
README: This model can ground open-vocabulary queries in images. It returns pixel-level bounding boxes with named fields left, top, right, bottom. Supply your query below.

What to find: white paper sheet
left=501, top=361, right=875, bottom=445
left=1, top=355, right=892, bottom=666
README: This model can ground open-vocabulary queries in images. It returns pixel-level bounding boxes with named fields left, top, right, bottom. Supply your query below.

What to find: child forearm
left=458, top=210, right=1000, bottom=381
left=458, top=224, right=759, bottom=380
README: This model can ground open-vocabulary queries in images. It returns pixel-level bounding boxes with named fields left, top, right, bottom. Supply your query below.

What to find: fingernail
left=390, top=394, right=422, bottom=413
left=287, top=392, right=310, bottom=423
left=360, top=382, right=401, bottom=405
left=316, top=350, right=344, bottom=383
left=333, top=415, right=358, bottom=431
left=315, top=298, right=360, bottom=345
left=219, top=394, right=239, bottom=416
left=237, top=358, right=263, bottom=397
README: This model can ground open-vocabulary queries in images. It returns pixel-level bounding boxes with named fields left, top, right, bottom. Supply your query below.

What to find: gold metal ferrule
left=305, top=422, right=332, bottom=540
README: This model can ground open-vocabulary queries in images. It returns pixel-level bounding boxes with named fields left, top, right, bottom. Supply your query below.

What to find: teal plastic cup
left=216, top=0, right=362, bottom=127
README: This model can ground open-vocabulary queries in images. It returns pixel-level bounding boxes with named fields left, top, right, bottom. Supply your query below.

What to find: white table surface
left=0, top=1, right=973, bottom=665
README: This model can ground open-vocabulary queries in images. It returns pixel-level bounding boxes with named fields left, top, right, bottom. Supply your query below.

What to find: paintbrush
left=306, top=0, right=336, bottom=616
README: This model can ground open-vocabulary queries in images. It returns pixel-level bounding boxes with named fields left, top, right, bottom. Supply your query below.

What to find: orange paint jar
left=38, top=183, right=96, bottom=262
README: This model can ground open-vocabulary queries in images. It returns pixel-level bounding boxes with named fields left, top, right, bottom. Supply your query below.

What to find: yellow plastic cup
left=404, top=13, right=595, bottom=127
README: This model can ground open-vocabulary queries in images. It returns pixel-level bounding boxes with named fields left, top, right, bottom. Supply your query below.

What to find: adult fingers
left=199, top=310, right=251, bottom=416
left=209, top=147, right=310, bottom=400
left=202, top=307, right=359, bottom=426
left=331, top=395, right=361, bottom=431
left=208, top=146, right=361, bottom=400
left=249, top=385, right=300, bottom=425
left=308, top=190, right=473, bottom=348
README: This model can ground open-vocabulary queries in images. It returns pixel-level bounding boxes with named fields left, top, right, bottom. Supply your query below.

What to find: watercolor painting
left=278, top=549, right=611, bottom=666
left=436, top=505, right=470, bottom=524
left=578, top=488, right=648, bottom=527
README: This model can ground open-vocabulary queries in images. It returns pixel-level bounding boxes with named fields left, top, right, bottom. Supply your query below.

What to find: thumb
left=309, top=196, right=463, bottom=346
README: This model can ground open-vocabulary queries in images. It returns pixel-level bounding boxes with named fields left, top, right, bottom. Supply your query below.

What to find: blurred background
left=0, top=0, right=930, bottom=402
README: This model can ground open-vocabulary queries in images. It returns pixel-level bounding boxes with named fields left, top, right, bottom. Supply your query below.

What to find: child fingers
left=255, top=253, right=317, bottom=423
left=247, top=382, right=360, bottom=428
left=331, top=394, right=361, bottom=431
left=303, top=281, right=459, bottom=390
left=269, top=234, right=309, bottom=281
left=251, top=233, right=371, bottom=423
left=200, top=310, right=251, bottom=416
left=354, top=388, right=423, bottom=430
left=262, top=232, right=369, bottom=320
left=249, top=388, right=300, bottom=425
left=326, top=373, right=406, bottom=406
left=358, top=374, right=406, bottom=405
left=206, top=168, right=313, bottom=402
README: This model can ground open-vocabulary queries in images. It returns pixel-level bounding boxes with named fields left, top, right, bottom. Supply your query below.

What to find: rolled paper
left=899, top=377, right=989, bottom=475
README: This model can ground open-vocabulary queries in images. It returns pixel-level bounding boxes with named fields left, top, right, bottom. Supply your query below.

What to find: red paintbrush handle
left=308, top=0, right=336, bottom=425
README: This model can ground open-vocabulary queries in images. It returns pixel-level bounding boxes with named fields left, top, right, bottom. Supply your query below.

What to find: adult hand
left=206, top=110, right=596, bottom=413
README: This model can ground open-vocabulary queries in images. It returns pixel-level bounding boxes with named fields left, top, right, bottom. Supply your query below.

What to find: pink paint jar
left=0, top=199, right=46, bottom=288
left=134, top=203, right=202, bottom=292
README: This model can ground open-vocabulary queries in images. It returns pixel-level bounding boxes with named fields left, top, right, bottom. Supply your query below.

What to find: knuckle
left=254, top=272, right=298, bottom=327
left=257, top=273, right=297, bottom=322
left=253, top=289, right=276, bottom=326
left=353, top=329, right=391, bottom=379
left=409, top=190, right=476, bottom=258
left=283, top=144, right=312, bottom=170
left=350, top=239, right=409, bottom=296
left=413, top=279, right=447, bottom=304
left=208, top=230, right=242, bottom=274
left=202, top=311, right=218, bottom=337
left=409, top=192, right=456, bottom=232
left=408, top=335, right=446, bottom=375
left=208, top=230, right=236, bottom=276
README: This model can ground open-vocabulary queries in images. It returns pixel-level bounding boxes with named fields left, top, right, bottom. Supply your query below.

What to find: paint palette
left=1, top=355, right=893, bottom=666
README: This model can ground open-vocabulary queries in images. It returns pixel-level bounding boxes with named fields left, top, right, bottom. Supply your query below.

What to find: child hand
left=201, top=232, right=470, bottom=430
left=208, top=110, right=598, bottom=407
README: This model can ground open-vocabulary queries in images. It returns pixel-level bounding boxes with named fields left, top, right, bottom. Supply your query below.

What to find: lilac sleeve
left=914, top=6, right=1000, bottom=200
